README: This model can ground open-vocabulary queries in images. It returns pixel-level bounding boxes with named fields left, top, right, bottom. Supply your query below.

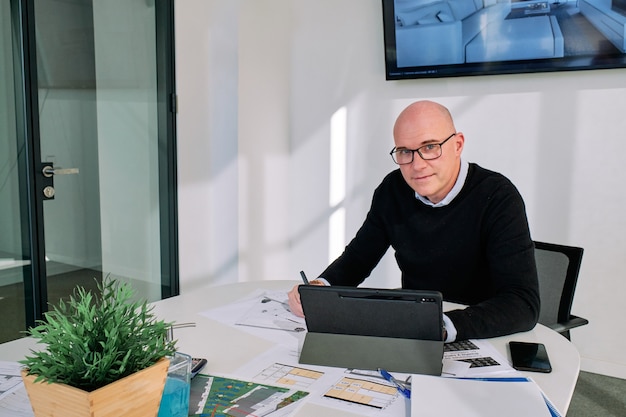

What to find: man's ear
left=454, top=132, right=465, bottom=155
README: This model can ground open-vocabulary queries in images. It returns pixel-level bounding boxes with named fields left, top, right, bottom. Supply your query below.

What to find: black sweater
left=320, top=163, right=540, bottom=340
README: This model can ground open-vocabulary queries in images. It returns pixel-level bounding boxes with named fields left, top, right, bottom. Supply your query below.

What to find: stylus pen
left=299, top=270, right=309, bottom=285
left=456, top=377, right=530, bottom=382
left=378, top=368, right=411, bottom=399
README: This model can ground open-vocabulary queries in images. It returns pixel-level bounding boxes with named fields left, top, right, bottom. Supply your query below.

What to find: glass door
left=35, top=0, right=104, bottom=321
left=0, top=0, right=31, bottom=345
left=0, top=0, right=178, bottom=344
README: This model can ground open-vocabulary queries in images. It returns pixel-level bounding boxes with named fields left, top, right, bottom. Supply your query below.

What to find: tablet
left=299, top=285, right=444, bottom=341
left=298, top=285, right=444, bottom=374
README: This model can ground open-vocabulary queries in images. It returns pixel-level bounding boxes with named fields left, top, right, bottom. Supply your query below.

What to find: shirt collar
left=415, top=159, right=469, bottom=207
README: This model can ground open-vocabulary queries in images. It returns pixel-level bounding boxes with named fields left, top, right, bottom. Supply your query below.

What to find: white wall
left=175, top=0, right=626, bottom=379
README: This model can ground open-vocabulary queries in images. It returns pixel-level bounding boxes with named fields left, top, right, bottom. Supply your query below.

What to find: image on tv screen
left=382, top=0, right=626, bottom=79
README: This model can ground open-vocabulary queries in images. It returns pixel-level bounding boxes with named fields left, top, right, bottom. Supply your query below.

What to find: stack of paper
left=410, top=375, right=556, bottom=417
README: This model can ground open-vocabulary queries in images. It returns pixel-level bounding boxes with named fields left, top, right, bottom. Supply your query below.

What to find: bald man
left=288, top=100, right=539, bottom=342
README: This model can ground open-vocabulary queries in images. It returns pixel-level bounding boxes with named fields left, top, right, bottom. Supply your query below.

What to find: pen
left=378, top=368, right=411, bottom=399
left=299, top=270, right=309, bottom=285
left=456, top=377, right=530, bottom=382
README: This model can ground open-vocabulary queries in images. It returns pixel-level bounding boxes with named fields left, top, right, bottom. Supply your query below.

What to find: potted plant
left=20, top=277, right=177, bottom=417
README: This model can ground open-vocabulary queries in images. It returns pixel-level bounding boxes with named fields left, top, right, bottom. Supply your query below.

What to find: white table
left=0, top=280, right=580, bottom=416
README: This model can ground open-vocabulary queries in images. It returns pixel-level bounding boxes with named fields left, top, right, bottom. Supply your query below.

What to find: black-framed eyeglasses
left=389, top=133, right=457, bottom=165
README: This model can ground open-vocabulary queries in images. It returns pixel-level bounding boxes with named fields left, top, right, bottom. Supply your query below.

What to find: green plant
left=20, top=278, right=177, bottom=392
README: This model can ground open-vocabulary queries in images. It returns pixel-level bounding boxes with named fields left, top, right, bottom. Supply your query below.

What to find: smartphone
left=509, top=341, right=552, bottom=373
left=191, top=357, right=207, bottom=378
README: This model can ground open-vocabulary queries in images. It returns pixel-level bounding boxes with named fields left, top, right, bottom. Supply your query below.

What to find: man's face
left=393, top=111, right=464, bottom=204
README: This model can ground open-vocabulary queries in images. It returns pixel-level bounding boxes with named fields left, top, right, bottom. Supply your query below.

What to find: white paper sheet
left=442, top=339, right=515, bottom=378
left=0, top=362, right=34, bottom=417
left=234, top=345, right=409, bottom=417
left=409, top=375, right=552, bottom=417
left=199, top=289, right=307, bottom=346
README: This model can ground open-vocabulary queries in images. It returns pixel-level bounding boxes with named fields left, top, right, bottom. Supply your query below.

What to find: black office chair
left=534, top=241, right=589, bottom=340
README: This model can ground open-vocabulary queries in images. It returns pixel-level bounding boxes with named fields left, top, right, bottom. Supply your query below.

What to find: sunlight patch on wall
left=328, top=208, right=346, bottom=262
left=328, top=107, right=347, bottom=263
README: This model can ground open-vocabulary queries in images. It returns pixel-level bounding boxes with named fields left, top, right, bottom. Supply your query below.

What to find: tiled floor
left=567, top=371, right=626, bottom=416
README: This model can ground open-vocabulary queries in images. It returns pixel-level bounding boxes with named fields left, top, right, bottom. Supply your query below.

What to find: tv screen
left=382, top=0, right=626, bottom=79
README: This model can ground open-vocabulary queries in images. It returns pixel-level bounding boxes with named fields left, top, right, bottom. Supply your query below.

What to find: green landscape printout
left=190, top=374, right=309, bottom=417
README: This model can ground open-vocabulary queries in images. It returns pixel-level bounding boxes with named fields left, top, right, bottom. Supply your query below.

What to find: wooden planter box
left=21, top=358, right=169, bottom=417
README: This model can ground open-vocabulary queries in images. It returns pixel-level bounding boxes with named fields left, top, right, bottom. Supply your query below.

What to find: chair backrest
left=534, top=241, right=584, bottom=327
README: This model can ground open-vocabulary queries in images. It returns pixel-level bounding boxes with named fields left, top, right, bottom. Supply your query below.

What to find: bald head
left=393, top=101, right=456, bottom=140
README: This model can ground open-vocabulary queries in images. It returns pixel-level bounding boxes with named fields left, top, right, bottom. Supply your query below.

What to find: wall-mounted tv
left=382, top=0, right=626, bottom=79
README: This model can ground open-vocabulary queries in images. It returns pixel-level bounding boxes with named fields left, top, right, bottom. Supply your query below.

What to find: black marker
left=299, top=270, right=309, bottom=285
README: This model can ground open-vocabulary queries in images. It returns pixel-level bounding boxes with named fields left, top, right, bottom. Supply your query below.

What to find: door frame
left=156, top=0, right=179, bottom=298
left=13, top=0, right=46, bottom=327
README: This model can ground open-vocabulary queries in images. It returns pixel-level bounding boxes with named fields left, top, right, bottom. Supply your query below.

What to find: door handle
left=40, top=163, right=80, bottom=200
left=42, top=166, right=79, bottom=177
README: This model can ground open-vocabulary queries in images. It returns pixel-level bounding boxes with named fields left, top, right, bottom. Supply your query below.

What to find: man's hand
left=287, top=279, right=326, bottom=318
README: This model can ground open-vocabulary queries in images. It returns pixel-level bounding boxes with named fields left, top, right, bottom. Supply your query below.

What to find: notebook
left=298, top=285, right=444, bottom=375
